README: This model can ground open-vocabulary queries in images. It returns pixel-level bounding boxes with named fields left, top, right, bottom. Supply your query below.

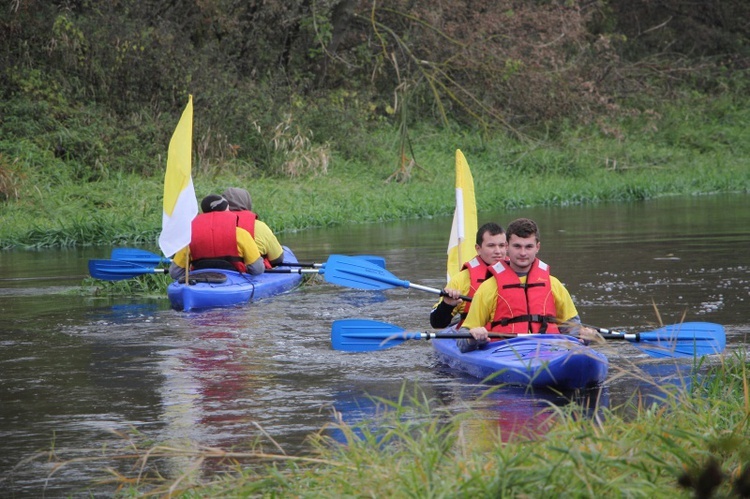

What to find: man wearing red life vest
left=168, top=194, right=265, bottom=280
left=222, top=187, right=285, bottom=267
left=430, top=222, right=507, bottom=329
left=458, top=218, right=597, bottom=352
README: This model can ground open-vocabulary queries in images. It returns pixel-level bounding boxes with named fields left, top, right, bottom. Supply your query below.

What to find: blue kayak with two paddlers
left=167, top=246, right=304, bottom=312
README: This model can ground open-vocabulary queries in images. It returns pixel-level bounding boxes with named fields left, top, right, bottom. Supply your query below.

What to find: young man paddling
left=169, top=194, right=265, bottom=280
left=457, top=218, right=598, bottom=352
left=430, top=222, right=507, bottom=329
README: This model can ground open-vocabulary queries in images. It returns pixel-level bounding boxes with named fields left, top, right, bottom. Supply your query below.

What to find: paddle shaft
left=408, top=282, right=472, bottom=301
left=330, top=318, right=519, bottom=352
left=111, top=248, right=385, bottom=270
left=423, top=332, right=513, bottom=340
left=175, top=267, right=318, bottom=275
left=349, top=332, right=516, bottom=341
left=265, top=268, right=321, bottom=274
left=145, top=268, right=167, bottom=275
left=586, top=325, right=638, bottom=341
left=93, top=252, right=386, bottom=281
left=590, top=325, right=654, bottom=342
left=0, top=275, right=89, bottom=281
left=599, top=333, right=642, bottom=341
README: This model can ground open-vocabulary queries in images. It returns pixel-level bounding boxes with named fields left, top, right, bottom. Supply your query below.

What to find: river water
left=1, top=193, right=748, bottom=496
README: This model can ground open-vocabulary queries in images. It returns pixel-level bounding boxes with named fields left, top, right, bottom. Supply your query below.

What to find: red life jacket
left=235, top=210, right=257, bottom=238
left=487, top=259, right=559, bottom=335
left=189, top=211, right=245, bottom=272
left=235, top=210, right=272, bottom=269
left=457, top=257, right=492, bottom=325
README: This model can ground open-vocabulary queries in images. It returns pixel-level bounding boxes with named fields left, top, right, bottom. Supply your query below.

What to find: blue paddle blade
left=111, top=248, right=170, bottom=266
left=632, top=322, right=726, bottom=358
left=331, top=319, right=421, bottom=352
left=323, top=255, right=408, bottom=291
left=295, top=255, right=386, bottom=270
left=353, top=255, right=387, bottom=269
left=89, top=259, right=166, bottom=281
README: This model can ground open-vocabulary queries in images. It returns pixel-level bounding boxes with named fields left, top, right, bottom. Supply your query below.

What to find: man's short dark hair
left=476, top=222, right=505, bottom=246
left=506, top=218, right=540, bottom=242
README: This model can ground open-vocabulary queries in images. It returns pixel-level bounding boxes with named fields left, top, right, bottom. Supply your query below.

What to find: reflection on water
left=1, top=194, right=749, bottom=495
left=327, top=375, right=609, bottom=447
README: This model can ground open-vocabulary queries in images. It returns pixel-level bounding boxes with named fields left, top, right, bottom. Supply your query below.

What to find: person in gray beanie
left=222, top=187, right=285, bottom=267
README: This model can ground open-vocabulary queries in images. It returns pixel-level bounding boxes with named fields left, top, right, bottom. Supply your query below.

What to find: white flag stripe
left=159, top=178, right=198, bottom=257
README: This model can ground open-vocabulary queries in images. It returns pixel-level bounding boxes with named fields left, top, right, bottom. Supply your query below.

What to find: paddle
left=322, top=255, right=472, bottom=300
left=265, top=268, right=322, bottom=275
left=89, top=259, right=168, bottom=280
left=90, top=254, right=386, bottom=281
left=111, top=248, right=171, bottom=266
left=110, top=248, right=386, bottom=269
left=332, top=318, right=725, bottom=358
left=331, top=318, right=513, bottom=352
left=589, top=322, right=726, bottom=358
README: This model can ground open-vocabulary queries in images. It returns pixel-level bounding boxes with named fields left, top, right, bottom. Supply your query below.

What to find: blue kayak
left=167, top=247, right=303, bottom=312
left=432, top=331, right=608, bottom=390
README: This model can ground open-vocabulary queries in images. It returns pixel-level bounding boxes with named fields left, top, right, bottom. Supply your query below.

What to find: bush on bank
left=1, top=91, right=748, bottom=250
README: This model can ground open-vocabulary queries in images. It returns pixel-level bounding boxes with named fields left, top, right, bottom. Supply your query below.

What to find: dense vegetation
left=39, top=351, right=750, bottom=497
left=1, top=0, right=748, bottom=248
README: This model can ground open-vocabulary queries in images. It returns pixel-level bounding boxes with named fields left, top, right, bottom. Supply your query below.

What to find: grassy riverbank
left=45, top=351, right=749, bottom=497
left=1, top=94, right=748, bottom=249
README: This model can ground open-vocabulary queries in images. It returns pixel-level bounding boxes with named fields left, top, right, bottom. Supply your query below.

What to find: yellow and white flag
left=446, top=149, right=477, bottom=282
left=158, top=95, right=198, bottom=258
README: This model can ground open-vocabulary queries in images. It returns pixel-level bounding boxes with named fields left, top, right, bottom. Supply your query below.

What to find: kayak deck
left=432, top=332, right=608, bottom=390
left=167, top=246, right=303, bottom=312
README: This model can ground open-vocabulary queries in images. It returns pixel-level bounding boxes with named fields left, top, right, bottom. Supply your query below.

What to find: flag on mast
left=446, top=149, right=477, bottom=282
left=158, top=95, right=198, bottom=258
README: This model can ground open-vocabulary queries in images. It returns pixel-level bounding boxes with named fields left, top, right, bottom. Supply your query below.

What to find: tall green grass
left=37, top=351, right=749, bottom=497
left=81, top=273, right=172, bottom=296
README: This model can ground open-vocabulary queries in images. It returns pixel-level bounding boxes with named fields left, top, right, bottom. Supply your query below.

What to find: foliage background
left=0, top=0, right=748, bottom=246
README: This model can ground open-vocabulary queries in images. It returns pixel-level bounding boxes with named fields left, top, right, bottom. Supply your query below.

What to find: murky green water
left=1, top=193, right=748, bottom=496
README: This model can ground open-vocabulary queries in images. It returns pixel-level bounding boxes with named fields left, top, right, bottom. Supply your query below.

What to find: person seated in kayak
left=222, top=187, right=284, bottom=268
left=430, top=222, right=507, bottom=329
left=168, top=194, right=265, bottom=280
left=457, top=217, right=597, bottom=352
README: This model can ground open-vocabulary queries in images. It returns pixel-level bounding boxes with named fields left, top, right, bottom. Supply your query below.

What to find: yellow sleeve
left=253, top=220, right=284, bottom=261
left=431, top=270, right=471, bottom=314
left=461, top=277, right=498, bottom=329
left=235, top=227, right=262, bottom=263
left=551, top=276, right=579, bottom=322
left=172, top=246, right=189, bottom=268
